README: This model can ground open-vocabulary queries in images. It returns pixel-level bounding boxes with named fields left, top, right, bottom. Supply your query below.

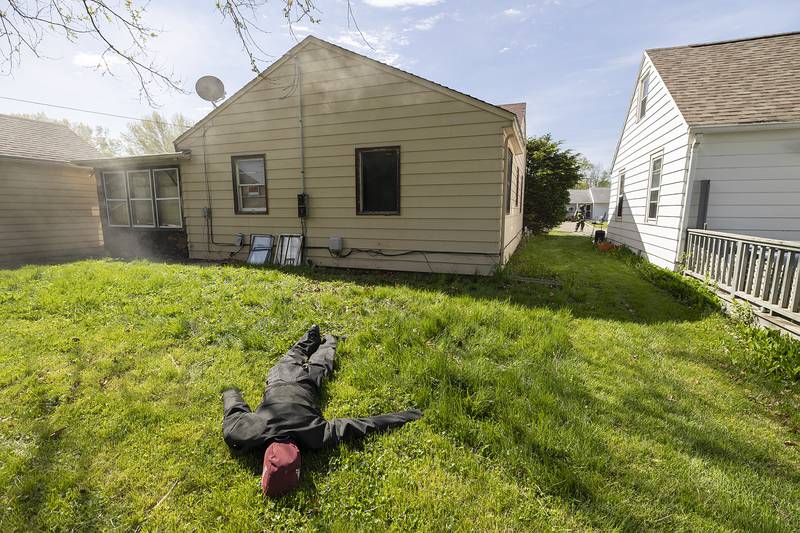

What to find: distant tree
left=523, top=134, right=583, bottom=234
left=577, top=157, right=611, bottom=188
left=120, top=112, right=193, bottom=154
left=12, top=112, right=120, bottom=156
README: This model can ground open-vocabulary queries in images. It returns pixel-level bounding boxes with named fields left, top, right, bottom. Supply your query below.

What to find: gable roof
left=176, top=35, right=522, bottom=145
left=647, top=31, right=800, bottom=126
left=0, top=114, right=101, bottom=163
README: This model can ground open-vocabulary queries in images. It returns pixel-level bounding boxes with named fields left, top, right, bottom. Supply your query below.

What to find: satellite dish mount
left=195, top=75, right=226, bottom=107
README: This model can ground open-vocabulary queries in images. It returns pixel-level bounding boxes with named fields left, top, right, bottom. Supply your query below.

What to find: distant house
left=0, top=115, right=104, bottom=265
left=606, top=32, right=800, bottom=270
left=76, top=36, right=526, bottom=274
left=567, top=187, right=610, bottom=220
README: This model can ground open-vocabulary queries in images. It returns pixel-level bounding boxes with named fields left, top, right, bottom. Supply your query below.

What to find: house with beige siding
left=0, top=115, right=104, bottom=265
left=180, top=36, right=526, bottom=274
left=606, top=31, right=800, bottom=270
left=78, top=36, right=526, bottom=274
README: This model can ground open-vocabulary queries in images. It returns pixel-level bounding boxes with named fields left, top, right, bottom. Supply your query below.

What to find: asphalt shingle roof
left=647, top=32, right=800, bottom=126
left=0, top=114, right=101, bottom=162
left=589, top=187, right=610, bottom=204
left=569, top=189, right=592, bottom=204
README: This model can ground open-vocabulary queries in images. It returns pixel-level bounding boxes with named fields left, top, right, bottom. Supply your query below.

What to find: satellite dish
left=195, top=75, right=226, bottom=105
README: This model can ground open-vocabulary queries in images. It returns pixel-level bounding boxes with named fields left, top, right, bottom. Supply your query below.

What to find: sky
left=2, top=0, right=800, bottom=167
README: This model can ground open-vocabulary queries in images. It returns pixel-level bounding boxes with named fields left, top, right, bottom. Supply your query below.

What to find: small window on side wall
left=356, top=147, right=400, bottom=215
left=616, top=172, right=625, bottom=218
left=647, top=155, right=663, bottom=221
left=638, top=74, right=650, bottom=120
left=232, top=155, right=267, bottom=214
left=505, top=148, right=513, bottom=214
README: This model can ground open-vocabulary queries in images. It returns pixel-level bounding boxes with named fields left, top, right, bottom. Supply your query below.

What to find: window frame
left=615, top=170, right=625, bottom=218
left=645, top=153, right=664, bottom=222
left=355, top=146, right=401, bottom=215
left=102, top=171, right=130, bottom=228
left=153, top=167, right=183, bottom=229
left=231, top=155, right=268, bottom=215
left=515, top=167, right=521, bottom=208
left=637, top=73, right=650, bottom=121
left=504, top=147, right=514, bottom=215
left=126, top=169, right=156, bottom=228
left=101, top=167, right=183, bottom=229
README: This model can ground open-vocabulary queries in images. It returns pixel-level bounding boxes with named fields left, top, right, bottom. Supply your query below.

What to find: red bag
left=261, top=441, right=301, bottom=497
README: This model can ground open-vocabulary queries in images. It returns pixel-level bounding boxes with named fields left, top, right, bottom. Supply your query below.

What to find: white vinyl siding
left=606, top=53, right=690, bottom=270
left=688, top=127, right=800, bottom=241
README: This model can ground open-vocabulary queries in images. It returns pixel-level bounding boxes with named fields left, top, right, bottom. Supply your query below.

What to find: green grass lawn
left=1, top=233, right=799, bottom=531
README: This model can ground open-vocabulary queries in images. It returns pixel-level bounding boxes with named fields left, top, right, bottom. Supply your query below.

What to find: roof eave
left=174, top=35, right=519, bottom=146
left=0, top=154, right=94, bottom=167
left=690, top=121, right=800, bottom=134
left=71, top=151, right=191, bottom=168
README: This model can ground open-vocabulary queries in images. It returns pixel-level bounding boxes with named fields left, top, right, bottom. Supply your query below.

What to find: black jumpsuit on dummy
left=222, top=325, right=422, bottom=454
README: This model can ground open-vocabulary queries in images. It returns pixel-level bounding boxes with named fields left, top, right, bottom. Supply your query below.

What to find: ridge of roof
left=646, top=30, right=800, bottom=52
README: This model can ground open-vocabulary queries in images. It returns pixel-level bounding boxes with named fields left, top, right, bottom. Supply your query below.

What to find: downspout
left=295, top=54, right=308, bottom=255
left=675, top=132, right=702, bottom=269
left=498, top=134, right=507, bottom=267
left=295, top=55, right=306, bottom=194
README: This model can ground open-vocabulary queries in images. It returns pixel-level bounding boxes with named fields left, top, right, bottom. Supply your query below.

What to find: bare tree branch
left=0, top=1, right=369, bottom=106
left=0, top=0, right=184, bottom=106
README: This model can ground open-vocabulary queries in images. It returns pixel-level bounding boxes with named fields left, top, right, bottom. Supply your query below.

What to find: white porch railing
left=684, top=229, right=800, bottom=324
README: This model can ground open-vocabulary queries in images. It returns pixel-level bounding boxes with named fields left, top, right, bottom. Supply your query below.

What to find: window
left=615, top=172, right=625, bottom=218
left=103, top=171, right=130, bottom=227
left=646, top=155, right=663, bottom=221
left=232, top=155, right=267, bottom=214
left=515, top=168, right=522, bottom=208
left=128, top=170, right=155, bottom=227
left=154, top=169, right=182, bottom=227
left=637, top=74, right=650, bottom=120
left=102, top=168, right=182, bottom=229
left=356, top=147, right=400, bottom=214
left=505, top=148, right=513, bottom=214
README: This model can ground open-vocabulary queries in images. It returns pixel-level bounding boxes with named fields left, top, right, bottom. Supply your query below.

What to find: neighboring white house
left=567, top=187, right=610, bottom=220
left=606, top=31, right=800, bottom=270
